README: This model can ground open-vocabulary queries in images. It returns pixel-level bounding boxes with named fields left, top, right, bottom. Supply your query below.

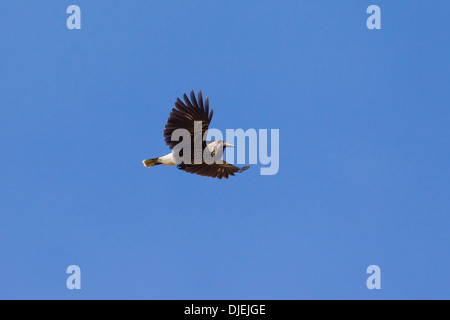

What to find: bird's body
left=142, top=90, right=250, bottom=179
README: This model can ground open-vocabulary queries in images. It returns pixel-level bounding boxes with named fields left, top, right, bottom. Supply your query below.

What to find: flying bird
left=142, top=90, right=250, bottom=179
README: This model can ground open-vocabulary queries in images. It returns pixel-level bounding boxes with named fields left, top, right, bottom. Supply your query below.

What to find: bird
left=142, top=90, right=250, bottom=179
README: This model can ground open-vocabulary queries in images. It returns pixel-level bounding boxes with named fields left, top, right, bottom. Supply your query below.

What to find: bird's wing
left=164, top=90, right=213, bottom=150
left=179, top=162, right=250, bottom=179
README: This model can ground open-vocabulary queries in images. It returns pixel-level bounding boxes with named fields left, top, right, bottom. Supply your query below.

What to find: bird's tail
left=142, top=157, right=162, bottom=167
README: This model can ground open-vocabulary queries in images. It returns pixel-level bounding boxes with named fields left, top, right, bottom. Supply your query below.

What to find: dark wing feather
left=164, top=90, right=213, bottom=150
left=179, top=162, right=250, bottom=179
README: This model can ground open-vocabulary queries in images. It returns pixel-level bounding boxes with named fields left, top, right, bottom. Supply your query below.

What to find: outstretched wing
left=179, top=162, right=250, bottom=179
left=164, top=90, right=213, bottom=150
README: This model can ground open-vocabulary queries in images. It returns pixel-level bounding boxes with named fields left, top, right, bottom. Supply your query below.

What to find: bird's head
left=208, top=139, right=235, bottom=155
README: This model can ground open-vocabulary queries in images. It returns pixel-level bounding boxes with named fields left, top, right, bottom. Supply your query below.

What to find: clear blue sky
left=0, top=1, right=449, bottom=299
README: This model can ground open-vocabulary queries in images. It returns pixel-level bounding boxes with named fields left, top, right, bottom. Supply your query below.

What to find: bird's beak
left=224, top=142, right=235, bottom=148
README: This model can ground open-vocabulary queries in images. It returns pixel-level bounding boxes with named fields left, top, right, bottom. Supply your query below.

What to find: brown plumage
left=164, top=90, right=213, bottom=150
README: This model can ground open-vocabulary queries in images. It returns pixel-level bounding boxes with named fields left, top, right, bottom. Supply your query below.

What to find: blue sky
left=0, top=1, right=449, bottom=299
